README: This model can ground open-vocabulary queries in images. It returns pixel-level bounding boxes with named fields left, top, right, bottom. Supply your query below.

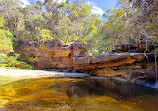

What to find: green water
left=0, top=77, right=157, bottom=111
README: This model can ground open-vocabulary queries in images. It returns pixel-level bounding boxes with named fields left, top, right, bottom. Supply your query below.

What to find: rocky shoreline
left=74, top=53, right=158, bottom=88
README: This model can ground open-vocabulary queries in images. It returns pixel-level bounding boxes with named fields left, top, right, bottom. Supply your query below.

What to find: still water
left=0, top=77, right=157, bottom=111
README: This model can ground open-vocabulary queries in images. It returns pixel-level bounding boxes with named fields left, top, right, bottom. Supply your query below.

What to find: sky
left=20, top=0, right=118, bottom=15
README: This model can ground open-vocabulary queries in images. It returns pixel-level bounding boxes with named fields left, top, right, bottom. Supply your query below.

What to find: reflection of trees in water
left=66, top=80, right=97, bottom=97
left=66, top=78, right=156, bottom=99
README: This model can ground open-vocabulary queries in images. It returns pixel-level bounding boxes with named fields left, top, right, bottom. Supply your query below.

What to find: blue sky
left=20, top=0, right=118, bottom=15
left=86, top=0, right=118, bottom=14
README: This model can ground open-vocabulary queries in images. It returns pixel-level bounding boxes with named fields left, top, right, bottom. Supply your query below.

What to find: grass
left=0, top=75, right=17, bottom=86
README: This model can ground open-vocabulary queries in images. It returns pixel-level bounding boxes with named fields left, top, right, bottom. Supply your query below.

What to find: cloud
left=34, top=0, right=66, bottom=4
left=54, top=0, right=104, bottom=15
left=39, top=0, right=67, bottom=3
left=18, top=0, right=66, bottom=7
left=19, top=0, right=30, bottom=7
left=87, top=1, right=104, bottom=16
left=18, top=0, right=104, bottom=16
left=54, top=0, right=66, bottom=3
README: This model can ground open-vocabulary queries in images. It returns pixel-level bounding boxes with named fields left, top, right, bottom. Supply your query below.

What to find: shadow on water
left=0, top=77, right=157, bottom=111
left=91, top=78, right=157, bottom=99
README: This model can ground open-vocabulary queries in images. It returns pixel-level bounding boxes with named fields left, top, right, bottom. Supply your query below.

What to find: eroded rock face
left=15, top=39, right=84, bottom=69
left=73, top=53, right=157, bottom=87
left=73, top=53, right=145, bottom=70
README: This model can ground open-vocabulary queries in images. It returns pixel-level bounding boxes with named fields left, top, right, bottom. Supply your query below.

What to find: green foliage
left=0, top=17, right=5, bottom=29
left=13, top=42, right=20, bottom=49
left=0, top=17, right=35, bottom=70
left=40, top=29, right=51, bottom=40
left=25, top=54, right=38, bottom=63
left=0, top=0, right=106, bottom=54
left=87, top=25, right=98, bottom=35
left=0, top=0, right=157, bottom=56
left=0, top=56, right=6, bottom=63
left=0, top=29, right=13, bottom=51
left=0, top=17, right=14, bottom=53
left=0, top=56, right=35, bottom=69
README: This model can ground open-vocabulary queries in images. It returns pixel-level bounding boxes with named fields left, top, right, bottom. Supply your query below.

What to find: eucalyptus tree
left=0, top=0, right=105, bottom=54
left=130, top=0, right=158, bottom=39
left=0, top=17, right=14, bottom=56
left=117, top=0, right=158, bottom=40
left=0, top=0, right=24, bottom=35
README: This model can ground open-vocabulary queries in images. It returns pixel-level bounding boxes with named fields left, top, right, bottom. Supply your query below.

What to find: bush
left=0, top=56, right=36, bottom=69
left=0, top=56, right=5, bottom=63
left=25, top=54, right=38, bottom=63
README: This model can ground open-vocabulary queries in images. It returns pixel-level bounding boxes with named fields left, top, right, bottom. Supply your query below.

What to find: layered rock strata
left=14, top=39, right=84, bottom=69
left=74, top=53, right=157, bottom=87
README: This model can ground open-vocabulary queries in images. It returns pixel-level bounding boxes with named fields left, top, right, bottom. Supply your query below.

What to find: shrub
left=25, top=54, right=38, bottom=63
left=0, top=56, right=36, bottom=69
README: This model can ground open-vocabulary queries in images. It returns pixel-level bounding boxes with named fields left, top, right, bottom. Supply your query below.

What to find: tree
left=0, top=17, right=14, bottom=56
left=0, top=0, right=106, bottom=54
left=117, top=0, right=158, bottom=39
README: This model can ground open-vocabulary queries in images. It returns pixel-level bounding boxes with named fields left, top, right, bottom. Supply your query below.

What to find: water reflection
left=0, top=77, right=157, bottom=111
left=91, top=78, right=157, bottom=99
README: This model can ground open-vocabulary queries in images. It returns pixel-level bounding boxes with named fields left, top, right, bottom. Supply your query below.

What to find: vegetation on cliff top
left=0, top=0, right=157, bottom=69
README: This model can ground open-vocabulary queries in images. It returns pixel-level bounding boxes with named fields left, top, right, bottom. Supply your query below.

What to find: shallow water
left=0, top=77, right=157, bottom=111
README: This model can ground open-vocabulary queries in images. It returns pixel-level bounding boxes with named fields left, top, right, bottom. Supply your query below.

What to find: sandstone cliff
left=14, top=39, right=84, bottom=69
left=14, top=39, right=158, bottom=87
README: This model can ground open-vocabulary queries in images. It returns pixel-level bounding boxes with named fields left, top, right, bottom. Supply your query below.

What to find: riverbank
left=0, top=68, right=90, bottom=79
left=0, top=67, right=157, bottom=89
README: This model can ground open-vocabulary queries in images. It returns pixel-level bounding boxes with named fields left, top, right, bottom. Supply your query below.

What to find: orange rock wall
left=17, top=47, right=84, bottom=69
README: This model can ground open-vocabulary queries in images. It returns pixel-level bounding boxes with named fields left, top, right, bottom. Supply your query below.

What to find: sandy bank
left=0, top=68, right=90, bottom=79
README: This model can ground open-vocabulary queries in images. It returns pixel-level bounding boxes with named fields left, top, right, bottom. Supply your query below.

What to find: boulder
left=74, top=53, right=145, bottom=70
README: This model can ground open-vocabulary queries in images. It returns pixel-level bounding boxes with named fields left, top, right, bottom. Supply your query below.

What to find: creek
left=0, top=77, right=157, bottom=111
